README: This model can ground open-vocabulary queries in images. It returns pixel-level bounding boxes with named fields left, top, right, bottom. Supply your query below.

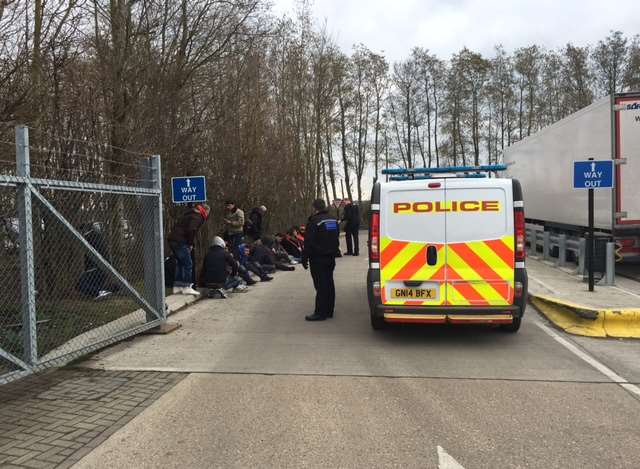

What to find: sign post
left=573, top=159, right=614, bottom=292
left=171, top=176, right=207, bottom=204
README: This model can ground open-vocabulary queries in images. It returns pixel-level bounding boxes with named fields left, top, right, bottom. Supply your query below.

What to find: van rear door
left=379, top=180, right=446, bottom=306
left=444, top=178, right=515, bottom=306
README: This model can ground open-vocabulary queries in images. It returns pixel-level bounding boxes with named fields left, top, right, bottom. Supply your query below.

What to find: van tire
left=370, top=312, right=387, bottom=330
left=500, top=316, right=521, bottom=333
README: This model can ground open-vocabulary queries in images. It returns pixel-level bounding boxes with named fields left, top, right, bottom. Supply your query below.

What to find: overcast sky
left=271, top=0, right=640, bottom=62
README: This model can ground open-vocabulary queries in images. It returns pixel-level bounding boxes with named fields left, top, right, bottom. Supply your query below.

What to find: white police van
left=367, top=165, right=528, bottom=331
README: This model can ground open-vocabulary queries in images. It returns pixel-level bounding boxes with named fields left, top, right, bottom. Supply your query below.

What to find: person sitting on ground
left=238, top=242, right=273, bottom=281
left=296, top=225, right=306, bottom=245
left=281, top=229, right=303, bottom=261
left=250, top=238, right=295, bottom=272
left=274, top=233, right=299, bottom=264
left=228, top=240, right=257, bottom=285
left=201, top=236, right=248, bottom=294
left=168, top=203, right=210, bottom=295
left=245, top=205, right=267, bottom=242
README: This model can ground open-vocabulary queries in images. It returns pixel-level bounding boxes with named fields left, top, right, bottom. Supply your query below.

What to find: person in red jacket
left=168, top=203, right=210, bottom=295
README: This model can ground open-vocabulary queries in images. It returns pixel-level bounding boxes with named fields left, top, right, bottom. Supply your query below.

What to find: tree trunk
left=338, top=90, right=353, bottom=201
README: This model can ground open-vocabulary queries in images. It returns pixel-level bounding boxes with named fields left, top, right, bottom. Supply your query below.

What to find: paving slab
left=527, top=256, right=640, bottom=309
left=0, top=369, right=185, bottom=469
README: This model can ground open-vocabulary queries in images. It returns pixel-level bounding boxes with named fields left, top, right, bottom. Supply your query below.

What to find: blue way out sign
left=171, top=176, right=207, bottom=203
left=573, top=160, right=614, bottom=189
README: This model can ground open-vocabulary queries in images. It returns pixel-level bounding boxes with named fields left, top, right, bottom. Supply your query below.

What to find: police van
left=367, top=165, right=527, bottom=332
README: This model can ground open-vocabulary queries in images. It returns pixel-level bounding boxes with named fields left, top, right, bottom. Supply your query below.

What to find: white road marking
left=527, top=274, right=560, bottom=295
left=611, top=285, right=640, bottom=300
left=438, top=446, right=466, bottom=469
left=535, top=320, right=640, bottom=399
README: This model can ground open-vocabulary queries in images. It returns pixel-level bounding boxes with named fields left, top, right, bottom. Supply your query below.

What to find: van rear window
left=445, top=187, right=509, bottom=243
left=383, top=188, right=446, bottom=244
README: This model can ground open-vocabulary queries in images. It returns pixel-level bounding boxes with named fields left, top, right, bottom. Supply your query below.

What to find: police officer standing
left=302, top=199, right=339, bottom=321
left=342, top=200, right=360, bottom=256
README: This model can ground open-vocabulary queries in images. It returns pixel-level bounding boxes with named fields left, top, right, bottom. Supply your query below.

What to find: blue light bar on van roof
left=382, top=164, right=507, bottom=175
left=389, top=173, right=488, bottom=181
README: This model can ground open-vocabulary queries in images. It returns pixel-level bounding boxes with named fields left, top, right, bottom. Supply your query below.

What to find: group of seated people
left=199, top=226, right=306, bottom=298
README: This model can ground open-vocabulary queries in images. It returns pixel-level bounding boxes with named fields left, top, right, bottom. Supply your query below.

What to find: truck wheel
left=370, top=311, right=387, bottom=330
left=500, top=316, right=521, bottom=333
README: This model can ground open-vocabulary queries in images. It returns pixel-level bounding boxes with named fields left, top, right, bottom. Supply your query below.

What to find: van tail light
left=373, top=281, right=381, bottom=297
left=370, top=212, right=380, bottom=262
left=514, top=281, right=524, bottom=298
left=515, top=209, right=526, bottom=261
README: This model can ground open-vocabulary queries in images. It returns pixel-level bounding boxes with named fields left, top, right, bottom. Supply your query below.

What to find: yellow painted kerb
left=531, top=294, right=640, bottom=339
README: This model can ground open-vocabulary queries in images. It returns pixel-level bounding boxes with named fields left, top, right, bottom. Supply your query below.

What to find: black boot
left=305, top=313, right=327, bottom=321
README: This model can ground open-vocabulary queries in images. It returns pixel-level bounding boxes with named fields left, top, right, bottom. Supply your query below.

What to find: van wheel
left=500, top=317, right=521, bottom=333
left=370, top=312, right=387, bottom=330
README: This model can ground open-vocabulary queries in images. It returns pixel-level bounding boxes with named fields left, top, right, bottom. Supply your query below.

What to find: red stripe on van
left=380, top=240, right=409, bottom=267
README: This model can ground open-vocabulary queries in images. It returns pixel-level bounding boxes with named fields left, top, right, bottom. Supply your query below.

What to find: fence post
left=557, top=234, right=567, bottom=267
left=543, top=232, right=551, bottom=261
left=528, top=229, right=536, bottom=256
left=141, top=156, right=166, bottom=321
left=578, top=238, right=586, bottom=276
left=605, top=242, right=615, bottom=286
left=15, top=126, right=38, bottom=365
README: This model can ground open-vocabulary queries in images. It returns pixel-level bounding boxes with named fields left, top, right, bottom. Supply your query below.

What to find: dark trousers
left=229, top=233, right=244, bottom=259
left=310, top=258, right=336, bottom=317
left=169, top=241, right=193, bottom=287
left=345, top=227, right=359, bottom=255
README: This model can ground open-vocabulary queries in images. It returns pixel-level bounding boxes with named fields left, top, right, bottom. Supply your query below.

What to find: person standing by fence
left=168, top=203, right=210, bottom=295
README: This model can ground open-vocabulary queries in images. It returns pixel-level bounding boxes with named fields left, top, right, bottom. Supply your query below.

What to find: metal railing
left=0, top=126, right=166, bottom=385
left=526, top=223, right=616, bottom=285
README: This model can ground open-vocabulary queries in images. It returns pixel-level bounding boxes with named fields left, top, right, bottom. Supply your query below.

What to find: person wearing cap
left=245, top=205, right=267, bottom=241
left=201, top=236, right=248, bottom=293
left=168, top=203, right=210, bottom=295
left=224, top=200, right=245, bottom=257
left=301, top=199, right=340, bottom=321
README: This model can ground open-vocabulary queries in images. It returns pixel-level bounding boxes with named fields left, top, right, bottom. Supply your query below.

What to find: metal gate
left=0, top=126, right=166, bottom=385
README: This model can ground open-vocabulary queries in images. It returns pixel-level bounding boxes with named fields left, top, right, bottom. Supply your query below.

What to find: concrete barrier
left=530, top=294, right=640, bottom=339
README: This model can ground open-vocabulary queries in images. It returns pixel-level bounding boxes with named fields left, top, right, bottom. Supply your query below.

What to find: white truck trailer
left=504, top=92, right=640, bottom=261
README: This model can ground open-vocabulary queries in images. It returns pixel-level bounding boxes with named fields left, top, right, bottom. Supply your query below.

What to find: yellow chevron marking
left=446, top=249, right=509, bottom=305
left=501, top=235, right=515, bottom=250
left=380, top=236, right=393, bottom=252
left=446, top=284, right=471, bottom=306
left=466, top=241, right=514, bottom=282
left=410, top=251, right=445, bottom=281
left=381, top=242, right=424, bottom=281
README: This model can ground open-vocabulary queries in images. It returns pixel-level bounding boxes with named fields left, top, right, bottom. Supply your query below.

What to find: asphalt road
left=75, top=245, right=640, bottom=469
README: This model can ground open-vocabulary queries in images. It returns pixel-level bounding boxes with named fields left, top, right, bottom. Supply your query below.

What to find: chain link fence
left=0, top=126, right=166, bottom=385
